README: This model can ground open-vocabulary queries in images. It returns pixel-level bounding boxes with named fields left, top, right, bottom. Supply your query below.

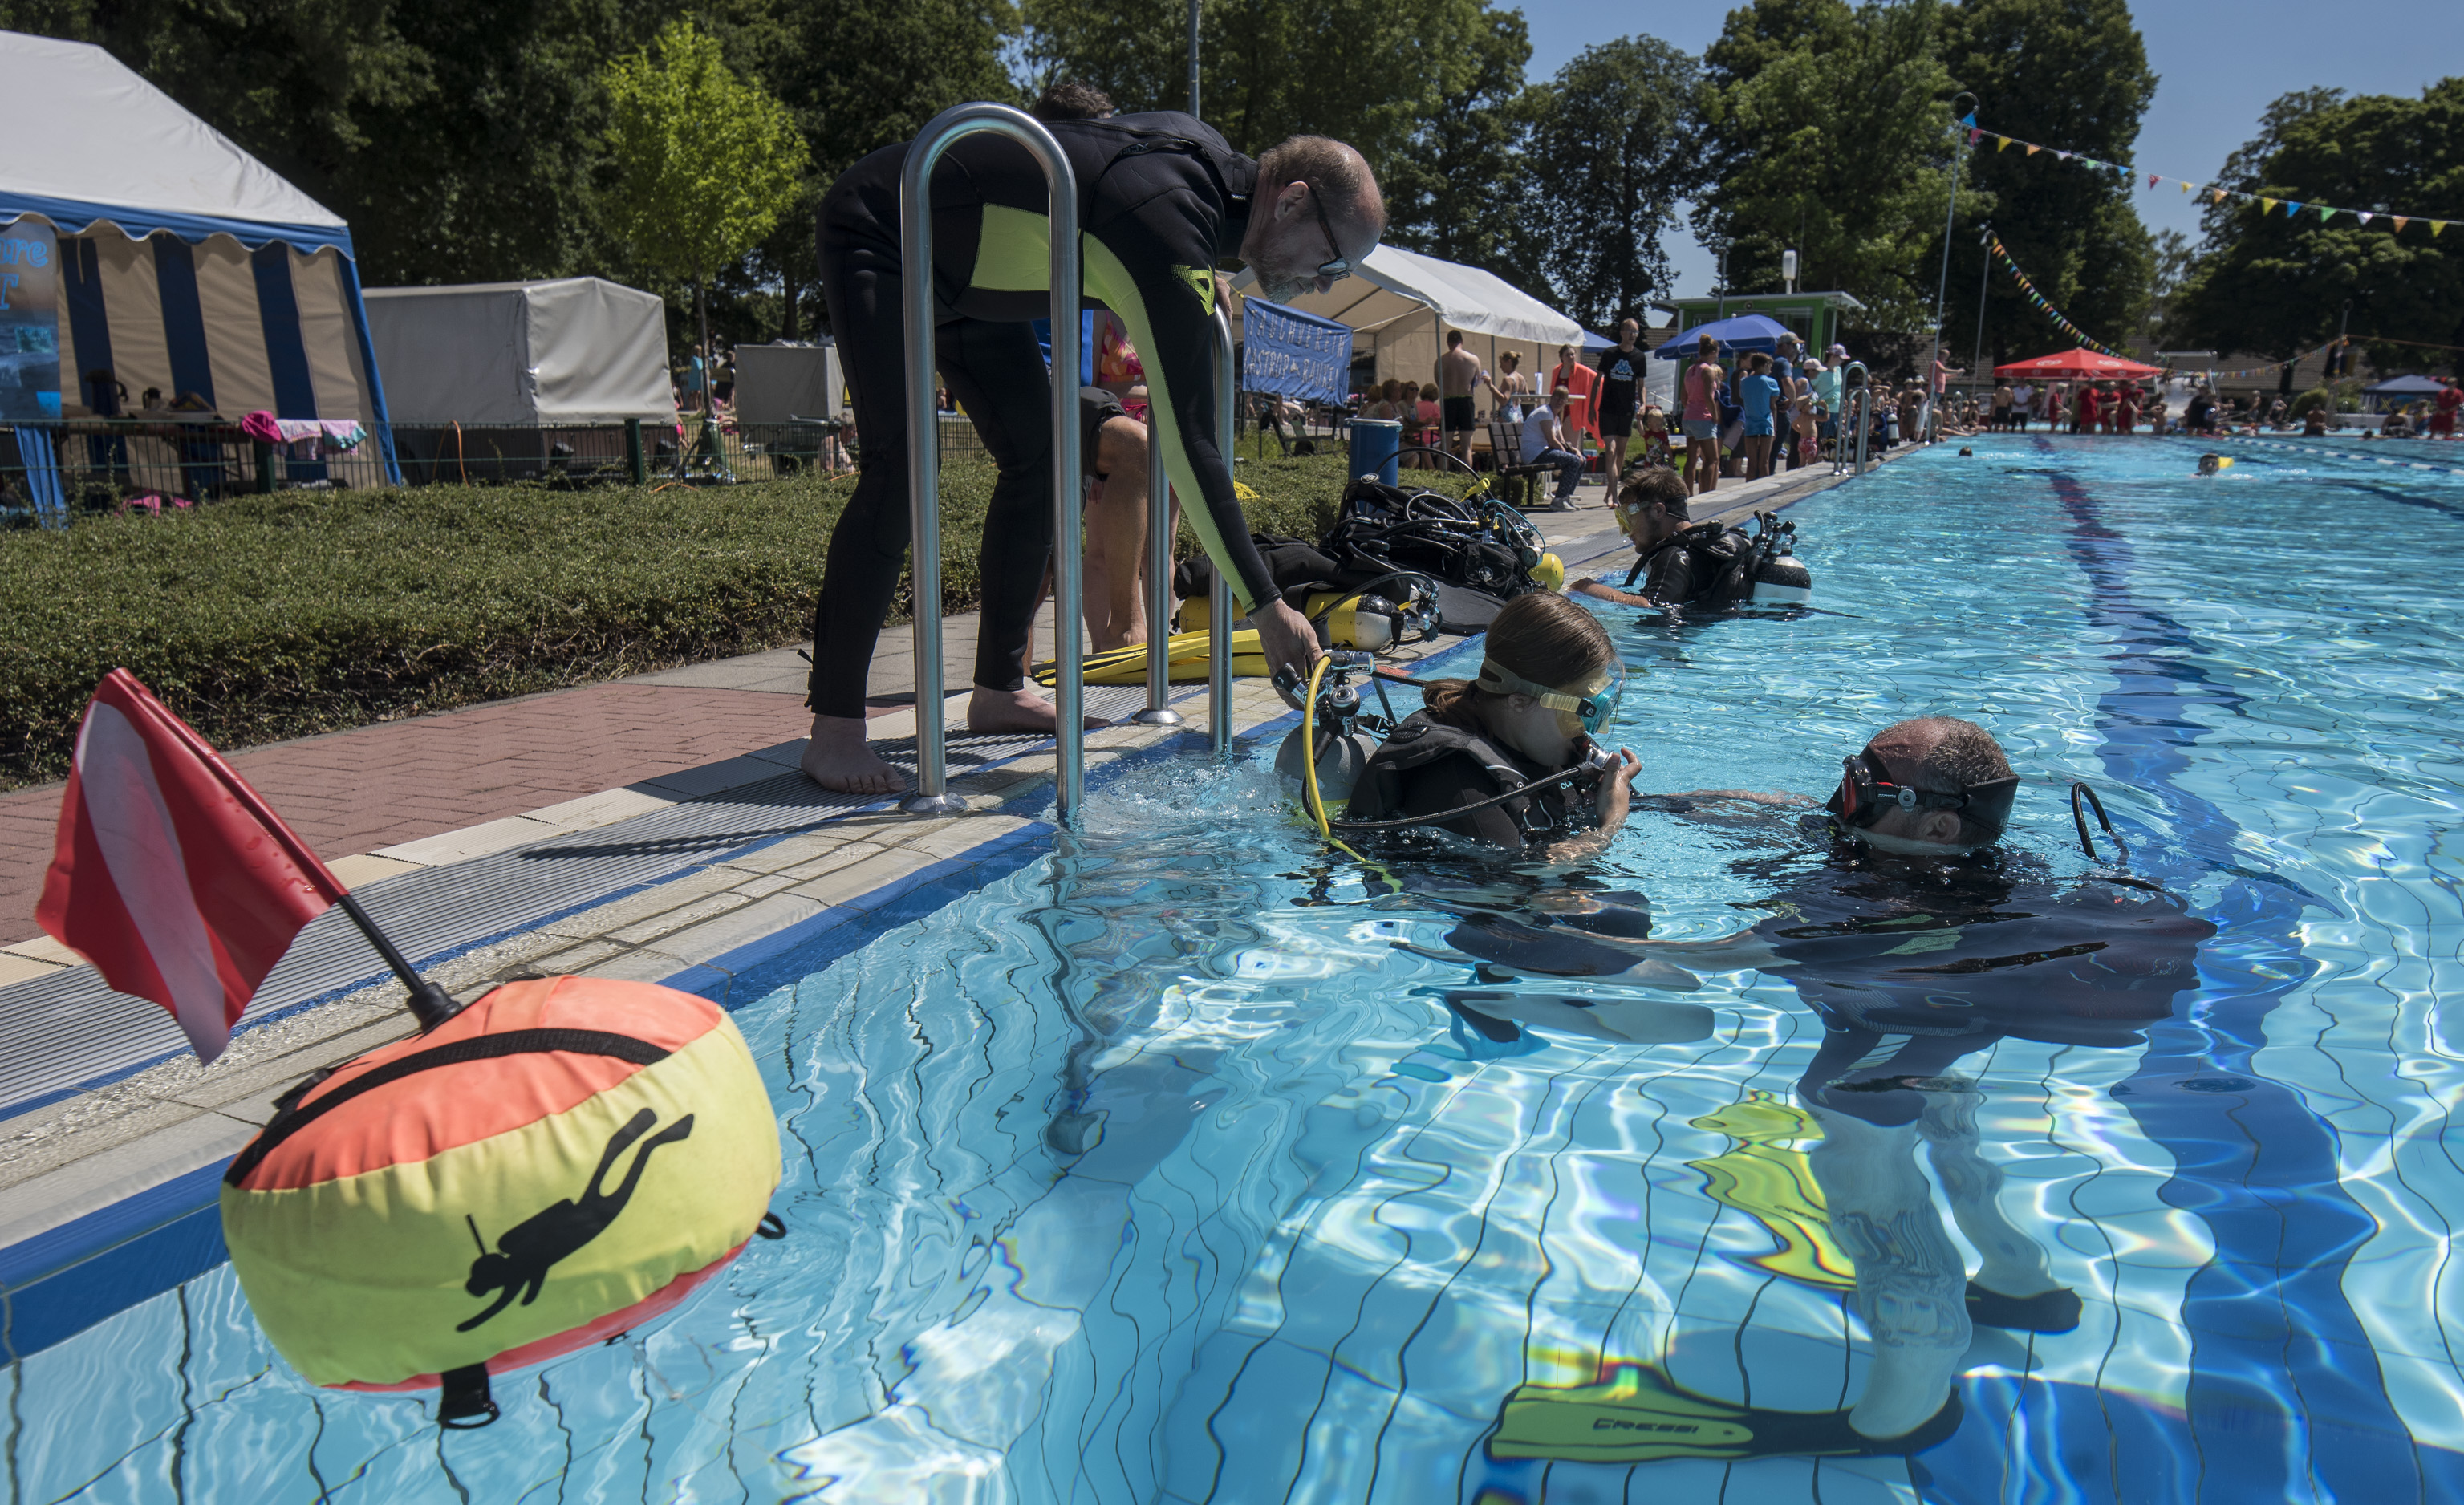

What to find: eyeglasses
left=1827, top=748, right=2019, bottom=830
left=1304, top=184, right=1351, bottom=281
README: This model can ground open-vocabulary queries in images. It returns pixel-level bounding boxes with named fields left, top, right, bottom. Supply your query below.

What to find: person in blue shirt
left=1737, top=351, right=1782, bottom=478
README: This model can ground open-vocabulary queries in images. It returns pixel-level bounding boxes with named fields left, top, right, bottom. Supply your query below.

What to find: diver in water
left=1568, top=466, right=1808, bottom=615
left=2196, top=452, right=2232, bottom=476
left=1479, top=716, right=2217, bottom=1465
left=1342, top=592, right=1641, bottom=862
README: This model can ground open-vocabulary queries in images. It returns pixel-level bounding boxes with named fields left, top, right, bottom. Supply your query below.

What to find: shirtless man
left=1439, top=329, right=1485, bottom=464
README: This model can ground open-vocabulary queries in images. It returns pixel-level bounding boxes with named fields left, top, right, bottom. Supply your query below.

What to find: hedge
left=0, top=448, right=1367, bottom=788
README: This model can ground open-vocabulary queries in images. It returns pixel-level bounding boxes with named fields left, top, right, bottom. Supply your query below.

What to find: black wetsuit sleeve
left=1394, top=752, right=1529, bottom=848
left=1082, top=192, right=1279, bottom=614
left=1642, top=542, right=1699, bottom=606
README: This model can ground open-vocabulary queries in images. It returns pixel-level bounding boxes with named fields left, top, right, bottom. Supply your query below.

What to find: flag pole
left=331, top=894, right=463, bottom=1031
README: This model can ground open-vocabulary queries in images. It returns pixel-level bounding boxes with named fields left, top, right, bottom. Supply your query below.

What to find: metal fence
left=0, top=415, right=878, bottom=527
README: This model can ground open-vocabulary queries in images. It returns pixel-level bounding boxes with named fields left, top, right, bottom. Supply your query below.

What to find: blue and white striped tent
left=0, top=29, right=398, bottom=481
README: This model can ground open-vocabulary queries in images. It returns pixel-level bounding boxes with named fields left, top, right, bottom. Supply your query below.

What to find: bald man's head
left=1242, top=136, right=1385, bottom=300
left=1866, top=716, right=2017, bottom=846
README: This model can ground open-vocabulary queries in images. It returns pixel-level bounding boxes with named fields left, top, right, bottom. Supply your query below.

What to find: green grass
left=0, top=449, right=1364, bottom=788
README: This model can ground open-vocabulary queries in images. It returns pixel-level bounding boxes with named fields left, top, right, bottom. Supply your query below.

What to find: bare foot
left=967, top=685, right=1111, bottom=735
left=800, top=713, right=905, bottom=795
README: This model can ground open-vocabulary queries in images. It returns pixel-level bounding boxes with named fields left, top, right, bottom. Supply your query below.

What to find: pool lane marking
left=2039, top=448, right=2425, bottom=1500
left=2219, top=436, right=2464, bottom=477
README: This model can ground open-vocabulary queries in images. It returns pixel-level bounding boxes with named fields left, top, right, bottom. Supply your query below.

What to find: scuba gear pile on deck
left=1033, top=473, right=1559, bottom=685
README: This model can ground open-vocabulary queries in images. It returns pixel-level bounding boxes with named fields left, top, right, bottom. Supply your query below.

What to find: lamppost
left=1926, top=92, right=1978, bottom=438
left=1188, top=0, right=1200, bottom=116
left=1968, top=221, right=1991, bottom=402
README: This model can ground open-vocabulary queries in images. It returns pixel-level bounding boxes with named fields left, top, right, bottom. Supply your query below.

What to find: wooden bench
left=1485, top=417, right=1549, bottom=510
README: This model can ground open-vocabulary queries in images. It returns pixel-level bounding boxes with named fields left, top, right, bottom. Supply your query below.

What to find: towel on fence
left=241, top=412, right=368, bottom=452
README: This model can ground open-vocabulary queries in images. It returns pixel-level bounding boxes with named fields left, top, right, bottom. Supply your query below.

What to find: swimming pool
left=15, top=433, right=2464, bottom=1502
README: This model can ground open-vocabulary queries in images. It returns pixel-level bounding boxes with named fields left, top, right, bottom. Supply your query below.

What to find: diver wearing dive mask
left=1825, top=737, right=2020, bottom=854
left=1345, top=594, right=1640, bottom=856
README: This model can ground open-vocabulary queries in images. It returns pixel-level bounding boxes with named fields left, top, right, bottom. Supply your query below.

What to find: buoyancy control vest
left=1626, top=521, right=1760, bottom=609
left=1345, top=710, right=1585, bottom=846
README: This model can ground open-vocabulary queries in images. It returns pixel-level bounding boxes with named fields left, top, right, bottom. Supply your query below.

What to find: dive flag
left=37, top=671, right=347, bottom=1062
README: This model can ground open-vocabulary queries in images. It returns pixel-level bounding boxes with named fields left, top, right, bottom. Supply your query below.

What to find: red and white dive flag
left=37, top=671, right=345, bottom=1062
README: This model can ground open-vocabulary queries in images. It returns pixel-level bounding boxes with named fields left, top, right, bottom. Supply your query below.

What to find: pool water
left=17, top=434, right=2464, bottom=1502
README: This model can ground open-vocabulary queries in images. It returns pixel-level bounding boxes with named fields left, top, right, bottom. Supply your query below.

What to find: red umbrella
left=1994, top=348, right=2166, bottom=380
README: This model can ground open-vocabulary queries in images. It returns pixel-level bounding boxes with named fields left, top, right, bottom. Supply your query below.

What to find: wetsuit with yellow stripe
left=810, top=112, right=1277, bottom=716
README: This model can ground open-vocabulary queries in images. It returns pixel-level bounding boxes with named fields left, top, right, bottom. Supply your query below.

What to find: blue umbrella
left=1662, top=313, right=1794, bottom=358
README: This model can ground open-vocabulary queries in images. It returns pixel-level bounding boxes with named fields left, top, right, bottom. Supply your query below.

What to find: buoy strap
left=226, top=1028, right=672, bottom=1187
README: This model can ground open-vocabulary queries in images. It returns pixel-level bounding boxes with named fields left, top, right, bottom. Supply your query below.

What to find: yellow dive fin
left=1684, top=1091, right=1857, bottom=1292
left=1030, top=628, right=1271, bottom=686
left=1490, top=1365, right=1759, bottom=1462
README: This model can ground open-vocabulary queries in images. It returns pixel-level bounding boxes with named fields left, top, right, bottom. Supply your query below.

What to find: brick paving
left=0, top=680, right=816, bottom=945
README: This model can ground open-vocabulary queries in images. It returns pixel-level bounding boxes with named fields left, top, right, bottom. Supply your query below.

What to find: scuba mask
left=1826, top=748, right=2020, bottom=832
left=1477, top=659, right=1626, bottom=738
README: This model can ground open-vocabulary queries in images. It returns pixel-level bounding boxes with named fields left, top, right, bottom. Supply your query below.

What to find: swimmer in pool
left=1476, top=716, right=2217, bottom=1464
left=2197, top=452, right=2231, bottom=475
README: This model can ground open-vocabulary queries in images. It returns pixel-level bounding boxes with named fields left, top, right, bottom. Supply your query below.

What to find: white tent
left=1231, top=244, right=1584, bottom=402
left=363, top=278, right=675, bottom=424
left=0, top=29, right=399, bottom=479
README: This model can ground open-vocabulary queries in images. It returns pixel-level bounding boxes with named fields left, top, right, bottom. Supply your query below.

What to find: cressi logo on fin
left=1488, top=1365, right=1755, bottom=1462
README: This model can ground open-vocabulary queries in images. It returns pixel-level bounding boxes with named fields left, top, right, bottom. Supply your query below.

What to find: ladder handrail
left=1209, top=306, right=1236, bottom=757
left=898, top=103, right=1085, bottom=822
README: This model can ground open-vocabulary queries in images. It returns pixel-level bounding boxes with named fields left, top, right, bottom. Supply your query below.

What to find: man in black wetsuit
left=804, top=113, right=1384, bottom=793
left=1568, top=464, right=1753, bottom=612
left=1459, top=716, right=2215, bottom=1463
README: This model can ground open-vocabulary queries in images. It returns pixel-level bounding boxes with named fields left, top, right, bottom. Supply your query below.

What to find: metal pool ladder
left=897, top=102, right=1236, bottom=827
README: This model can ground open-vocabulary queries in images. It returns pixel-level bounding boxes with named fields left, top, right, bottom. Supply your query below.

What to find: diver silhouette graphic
left=458, top=1108, right=696, bottom=1332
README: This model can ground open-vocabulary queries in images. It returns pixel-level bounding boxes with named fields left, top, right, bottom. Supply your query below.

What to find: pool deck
left=0, top=451, right=1871, bottom=1356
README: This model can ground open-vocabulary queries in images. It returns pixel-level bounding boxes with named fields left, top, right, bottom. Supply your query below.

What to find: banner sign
left=0, top=217, right=60, bottom=420
left=1241, top=297, right=1351, bottom=403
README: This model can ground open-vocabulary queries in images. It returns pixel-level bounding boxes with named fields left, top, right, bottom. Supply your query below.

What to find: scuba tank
left=1748, top=510, right=1813, bottom=606
left=1273, top=669, right=1382, bottom=803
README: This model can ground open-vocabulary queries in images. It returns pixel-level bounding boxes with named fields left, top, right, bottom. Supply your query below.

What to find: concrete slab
left=3, top=935, right=82, bottom=967
left=373, top=815, right=562, bottom=866
left=0, top=952, right=68, bottom=988
left=0, top=1111, right=259, bottom=1250
left=324, top=851, right=424, bottom=888
left=636, top=754, right=800, bottom=800
left=523, top=786, right=678, bottom=831
left=650, top=893, right=829, bottom=968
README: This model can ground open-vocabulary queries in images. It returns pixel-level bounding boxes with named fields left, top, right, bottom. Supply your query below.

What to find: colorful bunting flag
left=1967, top=116, right=2447, bottom=241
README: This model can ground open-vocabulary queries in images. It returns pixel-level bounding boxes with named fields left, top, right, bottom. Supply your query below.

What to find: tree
left=2166, top=81, right=2464, bottom=374
left=601, top=19, right=809, bottom=402
left=1512, top=37, right=1695, bottom=330
left=1938, top=0, right=2155, bottom=363
left=1378, top=5, right=1534, bottom=284
left=1021, top=0, right=1458, bottom=167
left=1694, top=0, right=1979, bottom=328
left=745, top=0, right=1018, bottom=340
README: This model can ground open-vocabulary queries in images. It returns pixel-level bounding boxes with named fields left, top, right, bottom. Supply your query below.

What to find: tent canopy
left=1234, top=244, right=1581, bottom=347
left=363, top=278, right=675, bottom=424
left=1994, top=348, right=2165, bottom=379
left=1229, top=243, right=1581, bottom=396
left=2365, top=373, right=2446, bottom=395
left=1, top=30, right=395, bottom=475
left=0, top=30, right=349, bottom=254
left=1666, top=313, right=1794, bottom=356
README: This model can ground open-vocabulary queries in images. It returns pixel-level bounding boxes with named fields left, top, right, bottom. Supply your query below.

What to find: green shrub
left=0, top=449, right=1364, bottom=786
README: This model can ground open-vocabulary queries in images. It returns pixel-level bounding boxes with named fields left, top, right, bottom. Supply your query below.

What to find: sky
left=1521, top=1, right=2464, bottom=310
